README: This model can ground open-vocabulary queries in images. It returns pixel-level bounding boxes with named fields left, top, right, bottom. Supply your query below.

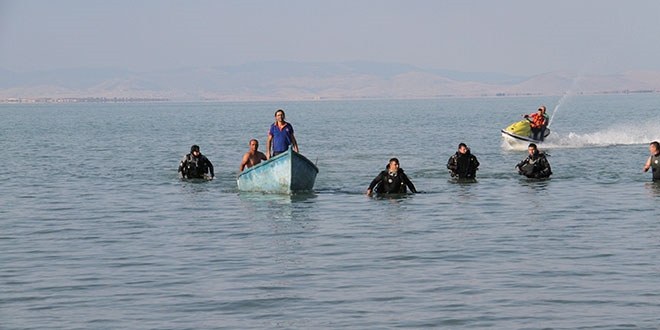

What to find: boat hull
left=237, top=147, right=319, bottom=193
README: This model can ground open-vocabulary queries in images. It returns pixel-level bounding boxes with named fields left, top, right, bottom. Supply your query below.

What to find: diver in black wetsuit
left=643, top=141, right=660, bottom=182
left=516, top=143, right=552, bottom=179
left=178, top=145, right=215, bottom=180
left=447, top=143, right=480, bottom=180
left=366, top=158, right=418, bottom=195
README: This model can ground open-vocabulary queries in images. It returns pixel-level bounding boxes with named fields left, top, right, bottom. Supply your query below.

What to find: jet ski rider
left=522, top=108, right=547, bottom=141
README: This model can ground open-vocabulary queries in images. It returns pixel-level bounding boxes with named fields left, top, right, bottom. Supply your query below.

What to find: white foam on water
left=503, top=122, right=660, bottom=151
left=550, top=121, right=659, bottom=147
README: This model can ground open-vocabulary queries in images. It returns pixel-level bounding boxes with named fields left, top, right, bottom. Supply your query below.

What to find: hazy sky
left=1, top=0, right=659, bottom=76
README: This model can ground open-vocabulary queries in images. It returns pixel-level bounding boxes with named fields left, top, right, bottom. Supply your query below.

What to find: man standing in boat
left=267, top=109, right=299, bottom=159
left=240, top=139, right=267, bottom=172
left=643, top=141, right=660, bottom=182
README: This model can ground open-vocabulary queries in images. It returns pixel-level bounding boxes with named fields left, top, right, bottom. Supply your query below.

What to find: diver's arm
left=537, top=157, right=552, bottom=177
left=178, top=156, right=187, bottom=178
left=539, top=165, right=551, bottom=178
left=447, top=155, right=457, bottom=176
left=447, top=155, right=456, bottom=170
left=643, top=156, right=652, bottom=172
left=205, top=157, right=215, bottom=180
left=366, top=172, right=384, bottom=195
left=402, top=173, right=418, bottom=193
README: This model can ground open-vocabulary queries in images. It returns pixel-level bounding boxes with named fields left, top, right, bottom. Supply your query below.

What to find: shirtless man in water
left=240, top=139, right=267, bottom=171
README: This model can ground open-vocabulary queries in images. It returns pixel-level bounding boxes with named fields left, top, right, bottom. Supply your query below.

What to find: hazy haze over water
left=2, top=1, right=660, bottom=75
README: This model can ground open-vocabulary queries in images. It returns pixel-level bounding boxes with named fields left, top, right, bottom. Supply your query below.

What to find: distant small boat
left=237, top=146, right=319, bottom=193
left=501, top=119, right=550, bottom=146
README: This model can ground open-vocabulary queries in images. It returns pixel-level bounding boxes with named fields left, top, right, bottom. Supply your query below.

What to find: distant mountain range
left=1, top=61, right=659, bottom=102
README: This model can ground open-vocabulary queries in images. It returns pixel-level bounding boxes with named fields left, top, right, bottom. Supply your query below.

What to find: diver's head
left=650, top=141, right=660, bottom=155
left=528, top=143, right=538, bottom=156
left=388, top=158, right=400, bottom=171
left=458, top=143, right=468, bottom=154
left=190, top=145, right=200, bottom=156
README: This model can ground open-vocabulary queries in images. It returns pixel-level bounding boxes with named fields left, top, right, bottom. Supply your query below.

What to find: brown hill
left=2, top=64, right=659, bottom=102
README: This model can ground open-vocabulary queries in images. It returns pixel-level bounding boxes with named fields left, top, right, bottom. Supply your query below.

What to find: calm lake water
left=2, top=94, right=660, bottom=329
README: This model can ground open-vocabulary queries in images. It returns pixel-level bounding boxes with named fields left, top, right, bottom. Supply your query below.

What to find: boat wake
left=502, top=122, right=660, bottom=150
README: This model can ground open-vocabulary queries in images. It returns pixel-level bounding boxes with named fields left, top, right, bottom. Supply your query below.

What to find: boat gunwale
left=237, top=148, right=289, bottom=178
left=237, top=146, right=319, bottom=181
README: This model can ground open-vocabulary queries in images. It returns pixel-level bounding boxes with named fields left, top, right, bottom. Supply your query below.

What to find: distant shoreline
left=0, top=97, right=169, bottom=104
left=1, top=89, right=657, bottom=104
left=3, top=63, right=660, bottom=104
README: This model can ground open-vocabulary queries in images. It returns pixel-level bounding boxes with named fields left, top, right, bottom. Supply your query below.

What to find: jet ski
left=501, top=119, right=550, bottom=145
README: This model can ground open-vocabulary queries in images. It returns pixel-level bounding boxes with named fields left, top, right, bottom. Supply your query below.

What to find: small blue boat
left=237, top=146, right=319, bottom=193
